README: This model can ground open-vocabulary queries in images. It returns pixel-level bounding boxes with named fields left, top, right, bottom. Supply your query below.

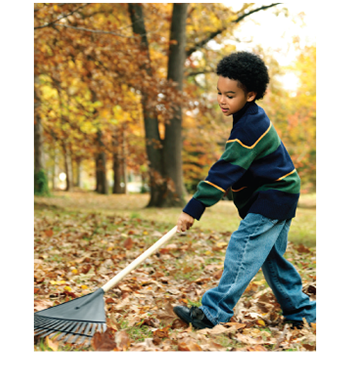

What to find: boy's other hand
left=177, top=212, right=194, bottom=233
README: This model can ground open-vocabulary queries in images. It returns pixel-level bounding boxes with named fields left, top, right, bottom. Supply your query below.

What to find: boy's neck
left=232, top=101, right=255, bottom=124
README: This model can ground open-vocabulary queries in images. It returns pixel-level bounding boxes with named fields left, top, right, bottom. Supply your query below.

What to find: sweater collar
left=232, top=101, right=257, bottom=125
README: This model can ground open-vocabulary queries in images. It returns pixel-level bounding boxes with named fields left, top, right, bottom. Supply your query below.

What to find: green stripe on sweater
left=194, top=181, right=224, bottom=206
left=255, top=124, right=281, bottom=160
left=222, top=124, right=280, bottom=168
left=255, top=170, right=300, bottom=194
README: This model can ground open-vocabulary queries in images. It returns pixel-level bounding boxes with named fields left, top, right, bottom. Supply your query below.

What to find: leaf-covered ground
left=34, top=194, right=316, bottom=352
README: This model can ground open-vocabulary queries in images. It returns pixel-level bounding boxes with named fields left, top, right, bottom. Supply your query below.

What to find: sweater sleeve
left=183, top=119, right=276, bottom=220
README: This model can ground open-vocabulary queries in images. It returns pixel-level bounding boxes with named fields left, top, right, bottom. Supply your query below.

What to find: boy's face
left=217, top=76, right=256, bottom=117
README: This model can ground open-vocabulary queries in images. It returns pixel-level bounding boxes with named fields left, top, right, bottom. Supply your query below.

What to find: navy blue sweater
left=183, top=102, right=300, bottom=220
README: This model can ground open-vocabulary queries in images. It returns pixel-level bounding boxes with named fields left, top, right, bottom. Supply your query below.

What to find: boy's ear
left=247, top=91, right=257, bottom=102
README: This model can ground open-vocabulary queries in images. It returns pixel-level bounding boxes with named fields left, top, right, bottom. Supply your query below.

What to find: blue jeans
left=200, top=213, right=316, bottom=324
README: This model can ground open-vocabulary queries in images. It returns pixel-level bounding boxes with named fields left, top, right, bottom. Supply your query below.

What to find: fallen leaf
left=165, top=243, right=177, bottom=249
left=123, top=237, right=133, bottom=250
left=91, top=330, right=117, bottom=351
left=171, top=318, right=188, bottom=329
left=156, top=302, right=177, bottom=326
left=45, top=336, right=59, bottom=351
left=201, top=340, right=227, bottom=351
left=246, top=345, right=267, bottom=351
left=44, top=229, right=53, bottom=237
left=34, top=299, right=53, bottom=312
left=302, top=343, right=316, bottom=351
left=153, top=326, right=170, bottom=339
left=178, top=341, right=202, bottom=351
left=115, top=330, right=131, bottom=351
left=235, top=333, right=265, bottom=345
left=224, top=322, right=247, bottom=330
left=197, top=323, right=244, bottom=335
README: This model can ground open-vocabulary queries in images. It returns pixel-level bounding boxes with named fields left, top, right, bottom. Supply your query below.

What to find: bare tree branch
left=54, top=24, right=135, bottom=38
left=186, top=69, right=215, bottom=77
left=186, top=3, right=282, bottom=57
left=34, top=3, right=89, bottom=30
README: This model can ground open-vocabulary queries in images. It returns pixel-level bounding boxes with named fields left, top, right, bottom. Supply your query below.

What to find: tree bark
left=75, top=157, right=82, bottom=188
left=95, top=129, right=108, bottom=194
left=112, top=129, right=125, bottom=194
left=63, top=143, right=73, bottom=191
left=34, top=75, right=44, bottom=175
left=128, top=3, right=166, bottom=206
left=51, top=147, right=59, bottom=190
left=122, top=126, right=128, bottom=195
left=160, top=3, right=188, bottom=207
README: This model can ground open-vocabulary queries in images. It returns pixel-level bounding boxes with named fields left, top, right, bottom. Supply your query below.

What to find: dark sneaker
left=173, top=305, right=215, bottom=330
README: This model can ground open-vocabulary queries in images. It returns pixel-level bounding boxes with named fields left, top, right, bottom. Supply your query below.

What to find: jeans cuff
left=199, top=305, right=217, bottom=325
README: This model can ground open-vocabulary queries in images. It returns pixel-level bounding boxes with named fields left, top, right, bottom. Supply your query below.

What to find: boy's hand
left=177, top=212, right=194, bottom=233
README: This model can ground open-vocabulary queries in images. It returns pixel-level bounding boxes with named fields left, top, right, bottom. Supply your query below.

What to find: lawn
left=35, top=191, right=316, bottom=246
left=34, top=191, right=316, bottom=352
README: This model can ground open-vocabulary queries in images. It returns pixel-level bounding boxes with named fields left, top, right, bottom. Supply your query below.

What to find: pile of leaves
left=34, top=209, right=316, bottom=351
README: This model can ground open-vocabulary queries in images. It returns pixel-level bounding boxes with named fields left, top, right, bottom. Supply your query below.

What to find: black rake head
left=34, top=288, right=106, bottom=346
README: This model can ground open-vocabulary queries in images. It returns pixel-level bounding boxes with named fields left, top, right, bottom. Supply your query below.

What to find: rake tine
left=34, top=317, right=56, bottom=328
left=90, top=323, right=98, bottom=338
left=56, top=321, right=79, bottom=341
left=63, top=322, right=82, bottom=342
left=69, top=322, right=87, bottom=344
left=37, top=321, right=70, bottom=338
left=35, top=320, right=66, bottom=336
left=46, top=322, right=76, bottom=341
left=59, top=322, right=82, bottom=342
left=34, top=317, right=47, bottom=326
left=84, top=322, right=94, bottom=336
left=77, top=323, right=93, bottom=345
left=35, top=318, right=62, bottom=328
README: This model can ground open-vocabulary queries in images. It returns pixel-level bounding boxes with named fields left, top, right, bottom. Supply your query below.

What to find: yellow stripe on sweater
left=226, top=122, right=272, bottom=149
left=204, top=180, right=226, bottom=193
left=276, top=169, right=296, bottom=181
left=231, top=186, right=247, bottom=192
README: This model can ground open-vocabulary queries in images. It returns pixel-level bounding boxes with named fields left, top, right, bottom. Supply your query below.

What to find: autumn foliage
left=34, top=3, right=316, bottom=201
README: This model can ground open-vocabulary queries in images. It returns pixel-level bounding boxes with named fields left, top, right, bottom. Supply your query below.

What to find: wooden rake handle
left=101, top=226, right=177, bottom=293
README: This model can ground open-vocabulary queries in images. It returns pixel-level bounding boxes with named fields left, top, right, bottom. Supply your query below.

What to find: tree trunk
left=75, top=157, right=82, bottom=188
left=63, top=143, right=73, bottom=191
left=112, top=129, right=125, bottom=194
left=122, top=126, right=128, bottom=195
left=160, top=3, right=188, bottom=207
left=34, top=75, right=50, bottom=195
left=51, top=147, right=59, bottom=190
left=95, top=130, right=108, bottom=194
left=34, top=76, right=44, bottom=175
left=128, top=3, right=166, bottom=206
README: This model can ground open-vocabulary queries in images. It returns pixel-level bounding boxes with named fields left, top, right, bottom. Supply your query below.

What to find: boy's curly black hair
left=216, top=51, right=269, bottom=100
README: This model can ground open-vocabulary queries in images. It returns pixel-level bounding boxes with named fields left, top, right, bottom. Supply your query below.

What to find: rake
left=34, top=226, right=177, bottom=346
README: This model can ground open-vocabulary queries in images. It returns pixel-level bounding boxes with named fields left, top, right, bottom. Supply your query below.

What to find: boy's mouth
left=221, top=107, right=229, bottom=113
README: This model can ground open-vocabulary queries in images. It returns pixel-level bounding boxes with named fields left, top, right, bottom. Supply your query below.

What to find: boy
left=174, top=51, right=316, bottom=330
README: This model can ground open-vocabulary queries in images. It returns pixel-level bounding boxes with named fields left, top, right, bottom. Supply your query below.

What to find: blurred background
left=34, top=3, right=316, bottom=207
